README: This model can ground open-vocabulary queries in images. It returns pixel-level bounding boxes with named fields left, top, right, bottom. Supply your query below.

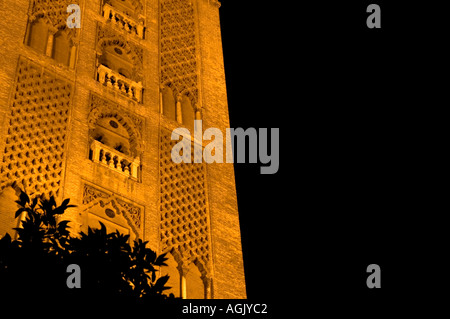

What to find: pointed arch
left=52, top=30, right=71, bottom=66
left=186, top=262, right=205, bottom=299
left=162, top=86, right=176, bottom=121
left=161, top=251, right=182, bottom=298
left=97, top=37, right=142, bottom=70
left=181, top=94, right=195, bottom=127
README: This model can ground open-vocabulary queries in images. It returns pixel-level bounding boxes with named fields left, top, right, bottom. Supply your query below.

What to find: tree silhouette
left=0, top=188, right=174, bottom=310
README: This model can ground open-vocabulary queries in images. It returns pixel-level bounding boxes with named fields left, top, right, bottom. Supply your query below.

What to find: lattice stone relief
left=82, top=183, right=144, bottom=238
left=160, top=0, right=199, bottom=108
left=96, top=23, right=144, bottom=75
left=159, top=129, right=210, bottom=271
left=0, top=57, right=72, bottom=197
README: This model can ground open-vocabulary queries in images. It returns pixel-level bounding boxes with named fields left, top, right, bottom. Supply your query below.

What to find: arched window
left=99, top=45, right=134, bottom=80
left=27, top=18, right=49, bottom=54
left=181, top=95, right=195, bottom=128
left=52, top=31, right=71, bottom=66
left=162, top=87, right=176, bottom=121
left=163, top=253, right=181, bottom=298
left=161, top=258, right=207, bottom=299
left=186, top=263, right=205, bottom=299
left=26, top=18, right=77, bottom=68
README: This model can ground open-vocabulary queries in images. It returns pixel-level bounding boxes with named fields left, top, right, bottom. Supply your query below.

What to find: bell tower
left=0, top=0, right=246, bottom=299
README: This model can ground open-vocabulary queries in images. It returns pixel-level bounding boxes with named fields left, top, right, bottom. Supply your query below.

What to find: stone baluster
left=100, top=150, right=108, bottom=165
left=113, top=76, right=120, bottom=90
left=106, top=153, right=114, bottom=168
left=97, top=65, right=142, bottom=102
left=98, top=65, right=107, bottom=84
left=124, top=162, right=131, bottom=177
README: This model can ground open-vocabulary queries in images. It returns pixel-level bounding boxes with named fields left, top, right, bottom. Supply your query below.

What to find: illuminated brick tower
left=0, top=0, right=246, bottom=299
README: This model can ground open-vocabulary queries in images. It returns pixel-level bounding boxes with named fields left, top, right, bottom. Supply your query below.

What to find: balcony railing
left=97, top=64, right=143, bottom=103
left=102, top=3, right=145, bottom=39
left=90, top=140, right=140, bottom=180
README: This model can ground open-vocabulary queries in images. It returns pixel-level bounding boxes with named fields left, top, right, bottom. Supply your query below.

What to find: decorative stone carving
left=82, top=183, right=143, bottom=237
left=0, top=57, right=72, bottom=197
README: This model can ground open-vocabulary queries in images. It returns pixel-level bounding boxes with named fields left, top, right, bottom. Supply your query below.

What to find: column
left=202, top=274, right=212, bottom=299
left=195, top=105, right=202, bottom=120
left=45, top=30, right=56, bottom=57
left=176, top=94, right=183, bottom=124
left=159, top=86, right=164, bottom=114
left=97, top=65, right=107, bottom=84
left=178, top=264, right=190, bottom=299
left=136, top=24, right=145, bottom=39
left=69, top=45, right=77, bottom=69
left=130, top=158, right=140, bottom=179
left=133, top=82, right=143, bottom=102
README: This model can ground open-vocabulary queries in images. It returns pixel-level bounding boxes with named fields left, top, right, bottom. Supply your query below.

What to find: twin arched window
left=164, top=252, right=210, bottom=299
left=161, top=87, right=197, bottom=127
left=26, top=18, right=76, bottom=68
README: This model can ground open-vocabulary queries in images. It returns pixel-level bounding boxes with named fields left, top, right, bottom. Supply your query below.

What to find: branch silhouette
left=0, top=188, right=175, bottom=310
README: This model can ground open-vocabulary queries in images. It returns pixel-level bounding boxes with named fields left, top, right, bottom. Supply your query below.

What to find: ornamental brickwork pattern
left=159, top=129, right=210, bottom=271
left=0, top=57, right=71, bottom=197
left=160, top=0, right=199, bottom=107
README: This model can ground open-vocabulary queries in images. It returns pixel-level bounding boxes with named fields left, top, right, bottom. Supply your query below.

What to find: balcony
left=97, top=64, right=143, bottom=103
left=102, top=3, right=145, bottom=39
left=90, top=140, right=140, bottom=180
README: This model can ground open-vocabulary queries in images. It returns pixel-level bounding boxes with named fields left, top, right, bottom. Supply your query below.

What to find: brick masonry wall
left=0, top=0, right=246, bottom=299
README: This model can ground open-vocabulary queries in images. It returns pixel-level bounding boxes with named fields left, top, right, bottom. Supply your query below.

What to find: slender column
left=176, top=94, right=183, bottom=124
left=202, top=275, right=212, bottom=299
left=45, top=30, right=56, bottom=57
left=134, top=82, right=143, bottom=102
left=178, top=264, right=190, bottom=299
left=195, top=105, right=202, bottom=120
left=159, top=87, right=164, bottom=114
left=136, top=24, right=145, bottom=39
left=91, top=141, right=101, bottom=163
left=69, top=45, right=77, bottom=69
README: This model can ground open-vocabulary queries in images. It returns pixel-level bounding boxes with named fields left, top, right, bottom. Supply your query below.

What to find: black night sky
left=219, top=0, right=441, bottom=311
